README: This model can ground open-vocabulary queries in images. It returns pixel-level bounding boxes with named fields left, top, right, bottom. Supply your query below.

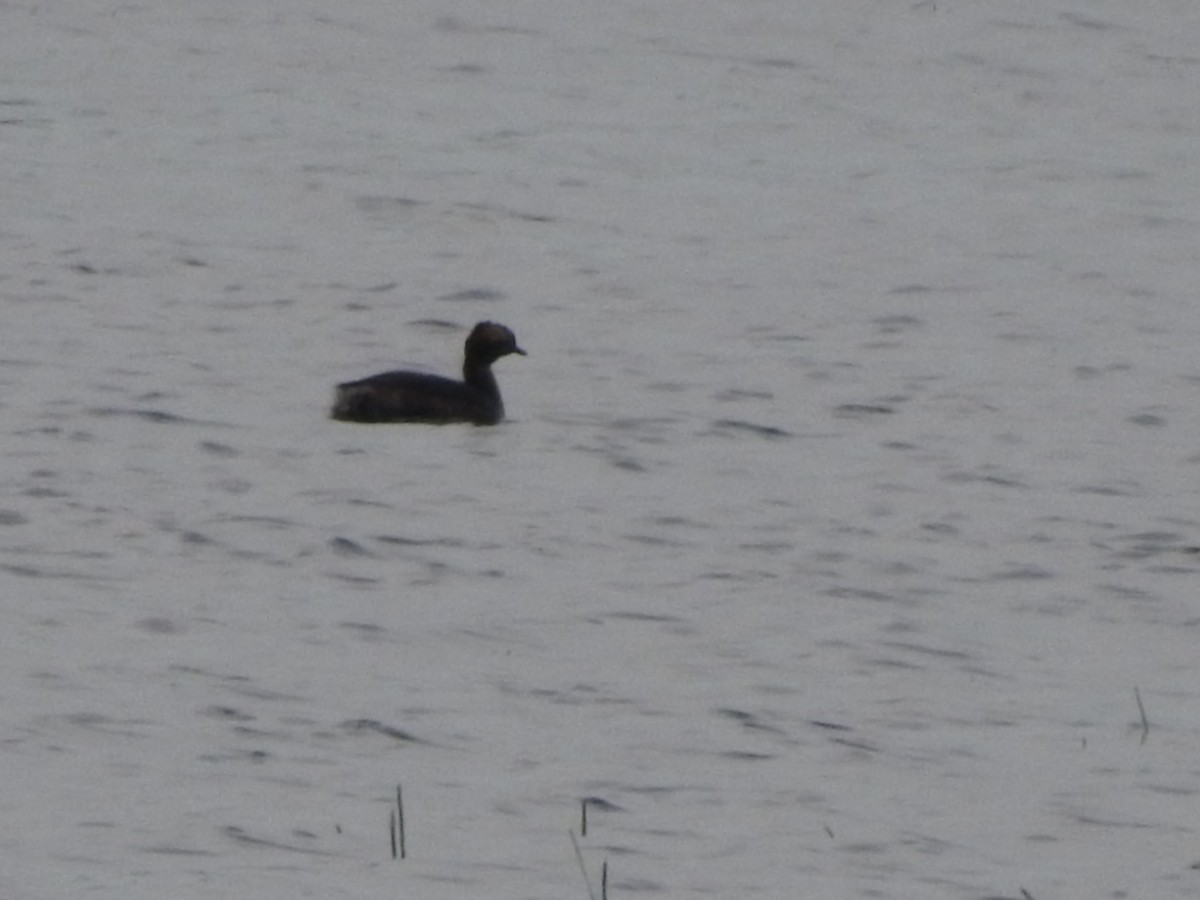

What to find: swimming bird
left=331, top=321, right=525, bottom=425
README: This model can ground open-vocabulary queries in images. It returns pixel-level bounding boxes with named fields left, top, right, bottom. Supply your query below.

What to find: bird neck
left=463, top=360, right=500, bottom=397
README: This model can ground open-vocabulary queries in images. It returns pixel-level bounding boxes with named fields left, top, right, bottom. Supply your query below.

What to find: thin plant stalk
left=569, top=830, right=596, bottom=900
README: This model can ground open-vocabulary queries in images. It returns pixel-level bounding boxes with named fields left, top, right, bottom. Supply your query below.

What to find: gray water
left=4, top=3, right=1200, bottom=898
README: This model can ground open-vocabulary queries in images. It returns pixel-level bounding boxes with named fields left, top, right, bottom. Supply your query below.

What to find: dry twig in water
left=1134, top=686, right=1150, bottom=744
left=569, top=830, right=596, bottom=900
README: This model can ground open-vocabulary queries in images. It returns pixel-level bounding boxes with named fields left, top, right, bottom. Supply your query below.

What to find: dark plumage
left=331, top=322, right=525, bottom=425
